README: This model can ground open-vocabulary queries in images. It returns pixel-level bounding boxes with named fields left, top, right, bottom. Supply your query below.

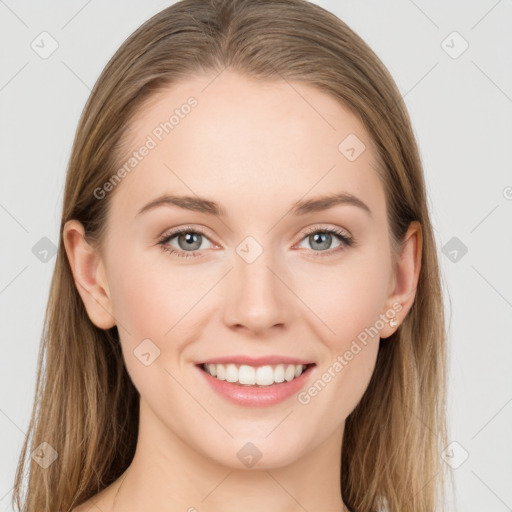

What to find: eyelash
left=156, top=225, right=354, bottom=259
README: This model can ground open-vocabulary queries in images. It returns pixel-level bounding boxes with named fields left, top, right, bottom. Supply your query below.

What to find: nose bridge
left=222, top=235, right=292, bottom=333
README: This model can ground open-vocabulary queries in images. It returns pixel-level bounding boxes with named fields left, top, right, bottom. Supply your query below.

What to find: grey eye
left=298, top=231, right=343, bottom=252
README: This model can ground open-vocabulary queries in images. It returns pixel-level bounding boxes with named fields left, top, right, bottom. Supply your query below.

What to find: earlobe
left=62, top=220, right=116, bottom=330
left=380, top=221, right=423, bottom=339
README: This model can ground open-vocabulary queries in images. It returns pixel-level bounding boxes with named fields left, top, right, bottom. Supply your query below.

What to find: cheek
left=106, top=249, right=221, bottom=397
left=107, top=248, right=210, bottom=340
left=291, top=250, right=388, bottom=413
left=297, top=273, right=384, bottom=424
left=292, top=251, right=391, bottom=347
left=105, top=251, right=200, bottom=404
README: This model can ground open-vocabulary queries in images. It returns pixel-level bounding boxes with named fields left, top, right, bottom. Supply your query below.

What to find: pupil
left=312, top=232, right=330, bottom=250
left=181, top=232, right=201, bottom=250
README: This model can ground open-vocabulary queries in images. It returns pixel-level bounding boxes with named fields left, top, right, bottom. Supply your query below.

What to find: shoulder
left=71, top=502, right=93, bottom=512
left=71, top=498, right=105, bottom=512
left=71, top=474, right=124, bottom=512
left=71, top=488, right=115, bottom=512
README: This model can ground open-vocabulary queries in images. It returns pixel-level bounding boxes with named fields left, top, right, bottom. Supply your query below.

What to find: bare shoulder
left=71, top=500, right=94, bottom=512
left=71, top=474, right=125, bottom=512
left=71, top=485, right=117, bottom=512
left=71, top=496, right=109, bottom=512
left=71, top=501, right=92, bottom=512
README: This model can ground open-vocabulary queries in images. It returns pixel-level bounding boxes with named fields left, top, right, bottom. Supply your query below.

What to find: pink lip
left=196, top=355, right=314, bottom=366
left=195, top=363, right=316, bottom=408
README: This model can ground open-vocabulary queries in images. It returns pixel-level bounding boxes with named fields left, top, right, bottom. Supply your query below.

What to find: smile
left=196, top=361, right=317, bottom=407
left=201, top=362, right=313, bottom=387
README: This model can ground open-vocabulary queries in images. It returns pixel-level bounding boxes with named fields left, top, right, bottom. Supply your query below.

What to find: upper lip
left=196, top=355, right=315, bottom=366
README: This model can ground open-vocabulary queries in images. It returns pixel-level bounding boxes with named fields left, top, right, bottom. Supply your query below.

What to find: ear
left=380, top=221, right=423, bottom=339
left=62, top=219, right=116, bottom=330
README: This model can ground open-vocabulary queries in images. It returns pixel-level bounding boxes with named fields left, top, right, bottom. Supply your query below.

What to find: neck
left=111, top=398, right=349, bottom=512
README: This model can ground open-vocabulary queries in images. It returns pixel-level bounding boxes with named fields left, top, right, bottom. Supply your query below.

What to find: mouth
left=197, top=362, right=316, bottom=387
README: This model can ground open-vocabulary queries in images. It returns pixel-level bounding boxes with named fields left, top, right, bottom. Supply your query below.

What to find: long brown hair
left=13, top=1, right=452, bottom=510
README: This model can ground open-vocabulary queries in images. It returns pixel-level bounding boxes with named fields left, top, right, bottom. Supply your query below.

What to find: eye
left=157, top=226, right=215, bottom=259
left=157, top=225, right=354, bottom=259
left=296, top=226, right=354, bottom=256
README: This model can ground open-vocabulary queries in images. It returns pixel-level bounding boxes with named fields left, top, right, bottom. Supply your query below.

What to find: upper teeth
left=203, top=363, right=307, bottom=386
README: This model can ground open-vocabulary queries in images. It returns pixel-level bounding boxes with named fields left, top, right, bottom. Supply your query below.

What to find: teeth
left=203, top=363, right=308, bottom=386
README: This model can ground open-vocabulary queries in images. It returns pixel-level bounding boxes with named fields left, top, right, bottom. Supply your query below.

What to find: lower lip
left=196, top=364, right=316, bottom=407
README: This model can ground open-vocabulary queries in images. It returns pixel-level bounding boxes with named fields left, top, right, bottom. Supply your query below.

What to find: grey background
left=1, top=1, right=511, bottom=511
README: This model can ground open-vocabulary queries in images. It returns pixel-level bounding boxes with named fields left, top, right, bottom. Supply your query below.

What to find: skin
left=65, top=70, right=422, bottom=512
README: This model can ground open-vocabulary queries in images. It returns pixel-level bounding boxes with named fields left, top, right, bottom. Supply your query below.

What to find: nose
left=222, top=248, right=294, bottom=335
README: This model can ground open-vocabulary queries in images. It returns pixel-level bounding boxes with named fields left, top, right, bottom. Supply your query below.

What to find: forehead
left=111, top=70, right=385, bottom=222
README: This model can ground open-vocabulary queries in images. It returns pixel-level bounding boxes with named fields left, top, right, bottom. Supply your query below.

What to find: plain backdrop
left=1, top=1, right=511, bottom=511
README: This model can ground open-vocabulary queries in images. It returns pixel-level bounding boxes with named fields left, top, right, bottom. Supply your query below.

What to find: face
left=71, top=70, right=406, bottom=470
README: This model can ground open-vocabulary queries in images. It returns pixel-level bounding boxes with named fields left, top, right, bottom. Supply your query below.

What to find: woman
left=13, top=0, right=452, bottom=511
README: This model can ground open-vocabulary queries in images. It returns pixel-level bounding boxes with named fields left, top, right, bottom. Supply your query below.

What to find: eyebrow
left=136, top=192, right=371, bottom=218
